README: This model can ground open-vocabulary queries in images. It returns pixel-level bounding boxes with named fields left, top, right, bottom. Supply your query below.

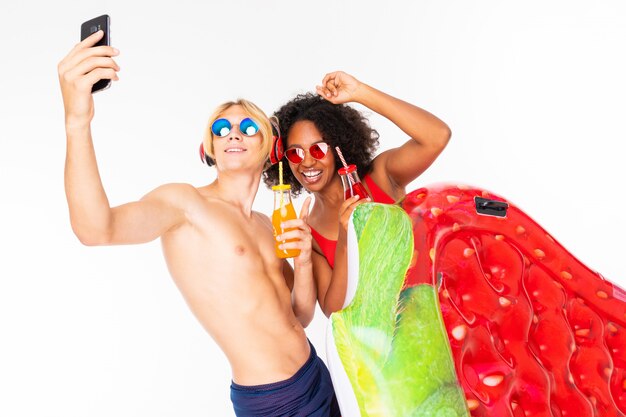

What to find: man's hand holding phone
left=57, top=29, right=119, bottom=129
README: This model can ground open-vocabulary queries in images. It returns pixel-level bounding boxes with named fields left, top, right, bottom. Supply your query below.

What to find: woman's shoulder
left=365, top=156, right=402, bottom=202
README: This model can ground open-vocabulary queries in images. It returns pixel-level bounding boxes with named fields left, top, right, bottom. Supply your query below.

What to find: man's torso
left=157, top=183, right=310, bottom=385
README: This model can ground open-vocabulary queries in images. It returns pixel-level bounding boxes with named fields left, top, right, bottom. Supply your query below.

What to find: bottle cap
left=272, top=184, right=292, bottom=191
left=337, top=164, right=357, bottom=175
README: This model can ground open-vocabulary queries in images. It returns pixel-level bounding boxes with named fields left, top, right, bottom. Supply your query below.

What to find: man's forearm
left=292, top=260, right=317, bottom=327
left=64, top=124, right=112, bottom=245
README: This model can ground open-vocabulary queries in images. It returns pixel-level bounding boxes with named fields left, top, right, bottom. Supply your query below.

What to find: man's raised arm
left=59, top=31, right=186, bottom=246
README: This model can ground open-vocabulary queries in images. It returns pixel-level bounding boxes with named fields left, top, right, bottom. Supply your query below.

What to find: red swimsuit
left=310, top=174, right=395, bottom=268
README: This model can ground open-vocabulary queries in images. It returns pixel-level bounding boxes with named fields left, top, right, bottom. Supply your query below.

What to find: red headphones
left=268, top=116, right=284, bottom=165
left=199, top=116, right=284, bottom=167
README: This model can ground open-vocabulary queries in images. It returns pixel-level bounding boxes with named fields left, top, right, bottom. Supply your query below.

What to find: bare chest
left=162, top=205, right=281, bottom=283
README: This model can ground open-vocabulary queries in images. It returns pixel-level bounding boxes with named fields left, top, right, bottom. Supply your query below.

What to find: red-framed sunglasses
left=285, top=142, right=330, bottom=164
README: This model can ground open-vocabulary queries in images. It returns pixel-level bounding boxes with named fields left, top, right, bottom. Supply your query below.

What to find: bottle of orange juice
left=272, top=184, right=300, bottom=259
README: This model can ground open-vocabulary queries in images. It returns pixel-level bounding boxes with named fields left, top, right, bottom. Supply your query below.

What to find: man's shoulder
left=142, top=183, right=202, bottom=205
left=253, top=210, right=271, bottom=221
left=252, top=210, right=272, bottom=228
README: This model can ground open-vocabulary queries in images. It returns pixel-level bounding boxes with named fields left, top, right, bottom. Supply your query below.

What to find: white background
left=1, top=1, right=625, bottom=416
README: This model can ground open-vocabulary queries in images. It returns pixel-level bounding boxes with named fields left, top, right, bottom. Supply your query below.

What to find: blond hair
left=202, top=99, right=273, bottom=166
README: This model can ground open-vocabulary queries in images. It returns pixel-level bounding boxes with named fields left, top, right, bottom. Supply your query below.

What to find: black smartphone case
left=80, top=14, right=111, bottom=93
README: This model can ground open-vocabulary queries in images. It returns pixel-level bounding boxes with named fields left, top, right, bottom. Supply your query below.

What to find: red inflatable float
left=402, top=184, right=626, bottom=417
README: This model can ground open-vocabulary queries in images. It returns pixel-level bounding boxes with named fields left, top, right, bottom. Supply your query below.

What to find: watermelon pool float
left=327, top=184, right=626, bottom=417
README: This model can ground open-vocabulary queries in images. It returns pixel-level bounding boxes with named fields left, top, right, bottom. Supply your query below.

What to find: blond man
left=58, top=30, right=340, bottom=416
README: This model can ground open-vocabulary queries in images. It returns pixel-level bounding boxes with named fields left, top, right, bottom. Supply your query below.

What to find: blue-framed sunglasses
left=211, top=117, right=260, bottom=137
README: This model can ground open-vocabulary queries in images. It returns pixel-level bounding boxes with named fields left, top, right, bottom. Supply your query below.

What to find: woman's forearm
left=354, top=83, right=451, bottom=148
left=320, top=239, right=349, bottom=317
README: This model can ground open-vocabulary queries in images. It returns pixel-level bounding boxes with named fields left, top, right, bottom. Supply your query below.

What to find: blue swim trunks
left=230, top=341, right=341, bottom=417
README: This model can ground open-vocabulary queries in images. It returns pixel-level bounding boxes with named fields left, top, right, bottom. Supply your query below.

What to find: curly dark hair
left=263, top=93, right=380, bottom=197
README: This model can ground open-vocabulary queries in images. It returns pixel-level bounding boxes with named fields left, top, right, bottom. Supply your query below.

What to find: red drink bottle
left=338, top=164, right=371, bottom=200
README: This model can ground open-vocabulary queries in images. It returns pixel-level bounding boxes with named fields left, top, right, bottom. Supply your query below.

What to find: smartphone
left=80, top=14, right=111, bottom=93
